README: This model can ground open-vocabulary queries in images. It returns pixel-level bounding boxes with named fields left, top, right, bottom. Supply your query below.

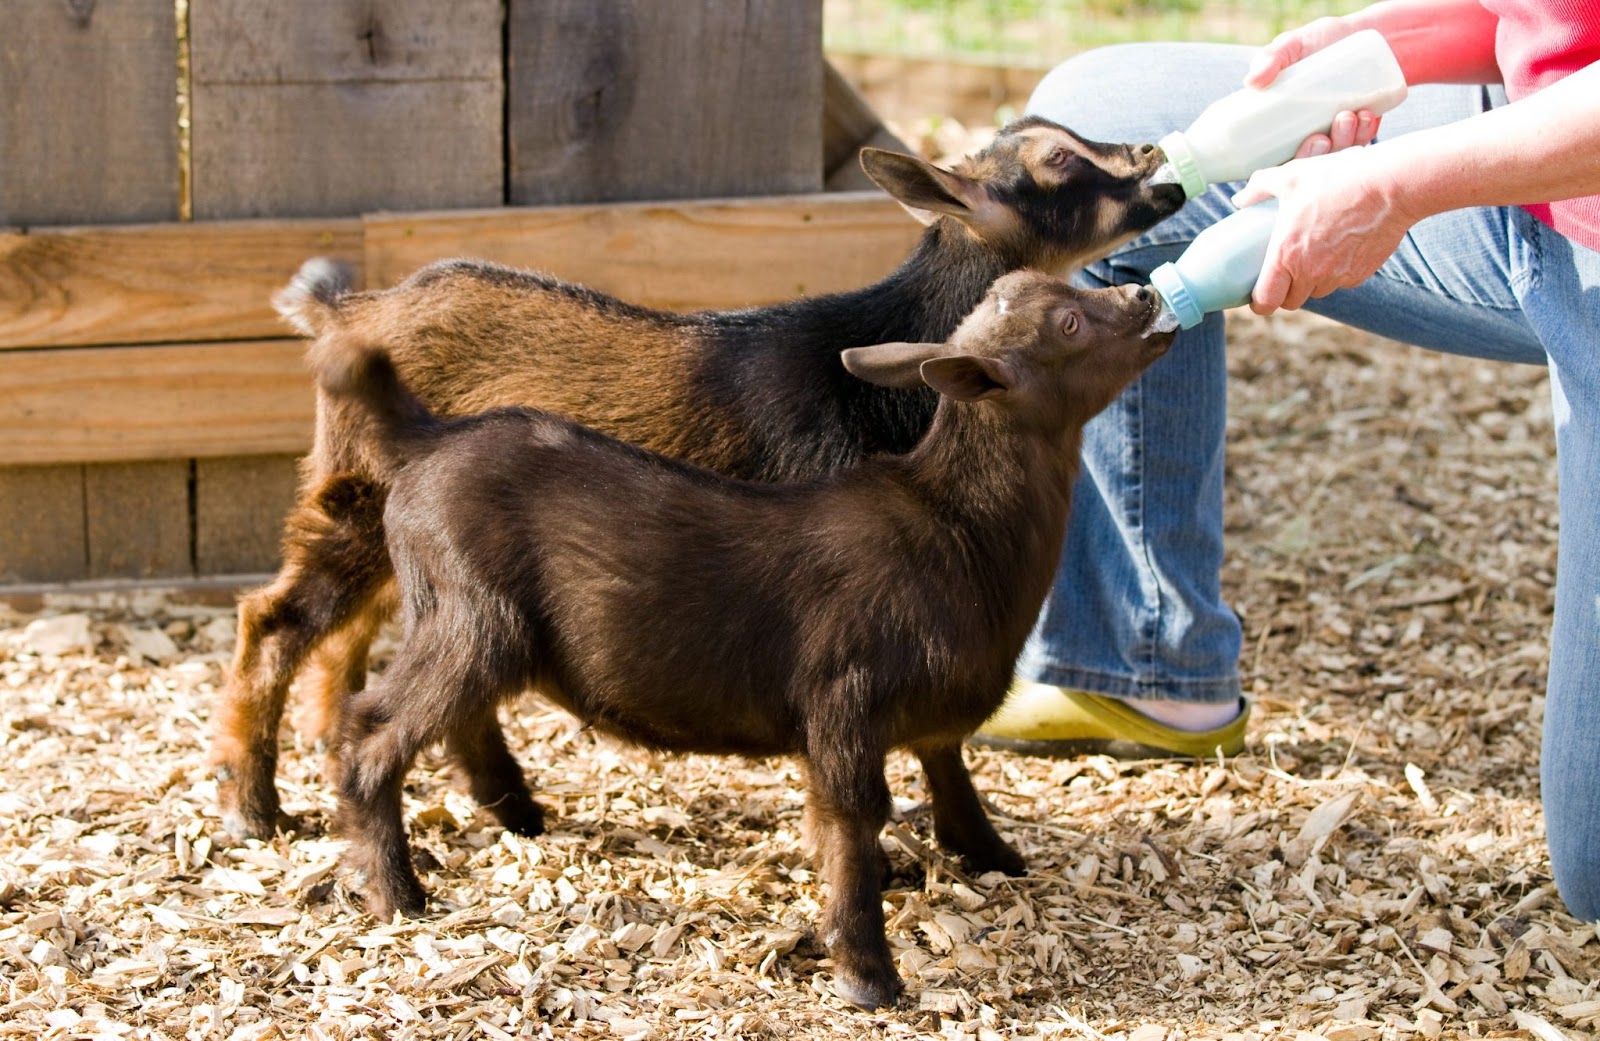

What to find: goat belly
left=529, top=662, right=804, bottom=758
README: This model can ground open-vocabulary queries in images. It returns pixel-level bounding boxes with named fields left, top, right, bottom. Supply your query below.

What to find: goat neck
left=898, top=397, right=1081, bottom=624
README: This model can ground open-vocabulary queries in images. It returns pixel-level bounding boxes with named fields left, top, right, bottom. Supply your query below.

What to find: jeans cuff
left=1019, top=663, right=1242, bottom=705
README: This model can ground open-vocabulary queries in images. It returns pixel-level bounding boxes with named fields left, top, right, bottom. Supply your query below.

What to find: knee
left=1546, top=797, right=1600, bottom=921
left=1026, top=42, right=1252, bottom=146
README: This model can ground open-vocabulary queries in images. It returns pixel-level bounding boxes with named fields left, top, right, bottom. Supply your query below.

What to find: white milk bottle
left=1155, top=29, right=1408, bottom=199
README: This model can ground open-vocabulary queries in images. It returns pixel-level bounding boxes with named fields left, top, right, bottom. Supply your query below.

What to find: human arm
left=1247, top=0, right=1503, bottom=88
left=1234, top=60, right=1600, bottom=312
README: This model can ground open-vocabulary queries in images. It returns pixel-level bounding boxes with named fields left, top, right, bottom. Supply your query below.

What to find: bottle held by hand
left=1148, top=199, right=1280, bottom=331
left=1154, top=29, right=1408, bottom=199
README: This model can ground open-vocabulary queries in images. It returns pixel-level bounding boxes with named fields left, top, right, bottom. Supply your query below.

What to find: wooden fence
left=0, top=0, right=920, bottom=588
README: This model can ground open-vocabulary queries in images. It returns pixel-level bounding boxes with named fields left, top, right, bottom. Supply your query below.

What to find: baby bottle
left=1148, top=199, right=1280, bottom=331
left=1155, top=29, right=1408, bottom=200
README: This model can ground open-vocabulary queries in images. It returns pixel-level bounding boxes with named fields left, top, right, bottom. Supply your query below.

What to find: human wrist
left=1360, top=139, right=1435, bottom=226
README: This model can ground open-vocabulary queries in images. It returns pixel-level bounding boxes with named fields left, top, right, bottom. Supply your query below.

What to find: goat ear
left=860, top=148, right=991, bottom=228
left=841, top=342, right=950, bottom=389
left=920, top=355, right=1011, bottom=402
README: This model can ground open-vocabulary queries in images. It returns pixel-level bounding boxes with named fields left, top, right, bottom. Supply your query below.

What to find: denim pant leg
left=1017, top=43, right=1257, bottom=702
left=1517, top=224, right=1600, bottom=922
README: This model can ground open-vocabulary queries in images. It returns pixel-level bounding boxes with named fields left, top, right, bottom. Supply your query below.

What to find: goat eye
left=1046, top=148, right=1070, bottom=168
left=1061, top=311, right=1080, bottom=335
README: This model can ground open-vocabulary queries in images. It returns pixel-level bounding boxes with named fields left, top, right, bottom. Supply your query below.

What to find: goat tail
left=309, top=331, right=441, bottom=478
left=274, top=257, right=355, bottom=337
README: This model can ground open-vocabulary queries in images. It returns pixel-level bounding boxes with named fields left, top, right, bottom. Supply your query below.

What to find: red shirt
left=1481, top=0, right=1600, bottom=251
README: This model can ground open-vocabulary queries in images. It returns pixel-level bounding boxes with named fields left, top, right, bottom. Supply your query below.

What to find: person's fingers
left=1232, top=168, right=1282, bottom=209
left=1250, top=256, right=1290, bottom=314
left=1328, top=110, right=1358, bottom=151
left=1245, top=36, right=1301, bottom=87
left=1282, top=278, right=1315, bottom=311
left=1355, top=111, right=1381, bottom=146
left=1294, top=134, right=1333, bottom=160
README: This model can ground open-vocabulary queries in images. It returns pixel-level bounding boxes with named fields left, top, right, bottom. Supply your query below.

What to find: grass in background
left=824, top=0, right=1370, bottom=66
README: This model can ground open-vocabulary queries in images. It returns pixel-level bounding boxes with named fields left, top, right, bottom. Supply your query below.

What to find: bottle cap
left=1149, top=261, right=1204, bottom=330
left=1157, top=131, right=1208, bottom=200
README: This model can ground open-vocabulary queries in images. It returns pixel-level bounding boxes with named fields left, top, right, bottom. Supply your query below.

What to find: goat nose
left=1137, top=142, right=1158, bottom=157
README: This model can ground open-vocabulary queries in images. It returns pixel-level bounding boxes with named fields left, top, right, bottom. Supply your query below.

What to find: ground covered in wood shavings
left=2, top=314, right=1597, bottom=1041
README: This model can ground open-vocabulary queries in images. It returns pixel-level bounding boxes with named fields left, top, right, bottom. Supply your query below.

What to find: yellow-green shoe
left=969, top=683, right=1248, bottom=759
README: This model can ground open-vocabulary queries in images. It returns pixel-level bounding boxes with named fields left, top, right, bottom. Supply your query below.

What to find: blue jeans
left=1023, top=43, right=1600, bottom=921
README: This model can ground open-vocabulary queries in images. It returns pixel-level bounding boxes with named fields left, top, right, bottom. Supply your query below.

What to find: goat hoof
left=218, top=795, right=287, bottom=843
left=361, top=879, right=428, bottom=921
left=831, top=968, right=902, bottom=1011
left=493, top=798, right=547, bottom=838
left=964, top=843, right=1027, bottom=878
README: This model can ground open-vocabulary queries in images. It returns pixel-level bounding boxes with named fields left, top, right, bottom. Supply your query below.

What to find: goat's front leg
left=914, top=742, right=1026, bottom=876
left=803, top=747, right=899, bottom=1010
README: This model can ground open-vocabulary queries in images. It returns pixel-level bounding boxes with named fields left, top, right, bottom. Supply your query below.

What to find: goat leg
left=915, top=741, right=1026, bottom=877
left=336, top=677, right=434, bottom=920
left=803, top=749, right=899, bottom=1010
left=445, top=708, right=545, bottom=837
left=211, top=474, right=391, bottom=839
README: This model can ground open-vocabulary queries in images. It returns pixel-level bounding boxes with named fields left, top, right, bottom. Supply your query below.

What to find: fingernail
left=1309, top=139, right=1331, bottom=156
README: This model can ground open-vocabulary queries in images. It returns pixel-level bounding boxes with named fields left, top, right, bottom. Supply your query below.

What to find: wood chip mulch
left=2, top=312, right=1595, bottom=1040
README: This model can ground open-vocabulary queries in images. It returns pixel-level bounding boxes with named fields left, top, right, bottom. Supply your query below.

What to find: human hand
left=1247, top=16, right=1384, bottom=160
left=1232, top=148, right=1417, bottom=313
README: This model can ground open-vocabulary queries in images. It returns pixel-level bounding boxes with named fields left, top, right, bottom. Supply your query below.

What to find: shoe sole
left=966, top=731, right=1219, bottom=760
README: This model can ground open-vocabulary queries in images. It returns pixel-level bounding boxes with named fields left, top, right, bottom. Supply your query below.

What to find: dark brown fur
left=316, top=271, right=1173, bottom=1009
left=212, top=117, right=1184, bottom=841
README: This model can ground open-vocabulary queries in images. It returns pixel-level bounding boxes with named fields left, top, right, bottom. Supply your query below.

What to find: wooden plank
left=0, top=341, right=315, bottom=466
left=0, top=465, right=86, bottom=584
left=507, top=0, right=823, bottom=205
left=824, top=60, right=913, bottom=183
left=189, top=0, right=504, bottom=219
left=0, top=219, right=362, bottom=349
left=0, top=0, right=178, bottom=225
left=85, top=461, right=192, bottom=581
left=364, top=192, right=922, bottom=309
left=195, top=456, right=301, bottom=576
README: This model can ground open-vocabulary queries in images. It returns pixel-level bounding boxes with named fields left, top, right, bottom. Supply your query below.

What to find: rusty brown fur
left=213, top=117, right=1184, bottom=840
left=317, top=271, right=1173, bottom=1009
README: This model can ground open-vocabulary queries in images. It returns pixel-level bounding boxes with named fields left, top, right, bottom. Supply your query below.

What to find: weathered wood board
left=364, top=193, right=920, bottom=308
left=195, top=455, right=302, bottom=576
left=0, top=0, right=179, bottom=226
left=0, top=465, right=87, bottom=585
left=823, top=60, right=914, bottom=191
left=84, top=461, right=191, bottom=581
left=0, top=340, right=314, bottom=467
left=189, top=0, right=505, bottom=219
left=0, top=220, right=362, bottom=350
left=507, top=0, right=824, bottom=205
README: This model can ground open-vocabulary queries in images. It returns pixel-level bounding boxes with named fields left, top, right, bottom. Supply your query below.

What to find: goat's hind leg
left=445, top=707, right=545, bottom=837
left=914, top=742, right=1025, bottom=876
left=298, top=590, right=394, bottom=790
left=211, top=474, right=390, bottom=840
left=336, top=644, right=473, bottom=920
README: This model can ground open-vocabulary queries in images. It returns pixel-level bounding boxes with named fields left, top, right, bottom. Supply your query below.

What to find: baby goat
left=215, top=117, right=1184, bottom=842
left=314, top=271, right=1174, bottom=1009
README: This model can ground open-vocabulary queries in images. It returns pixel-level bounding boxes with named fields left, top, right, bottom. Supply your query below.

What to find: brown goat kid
left=314, top=271, right=1174, bottom=1009
left=213, top=118, right=1185, bottom=842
